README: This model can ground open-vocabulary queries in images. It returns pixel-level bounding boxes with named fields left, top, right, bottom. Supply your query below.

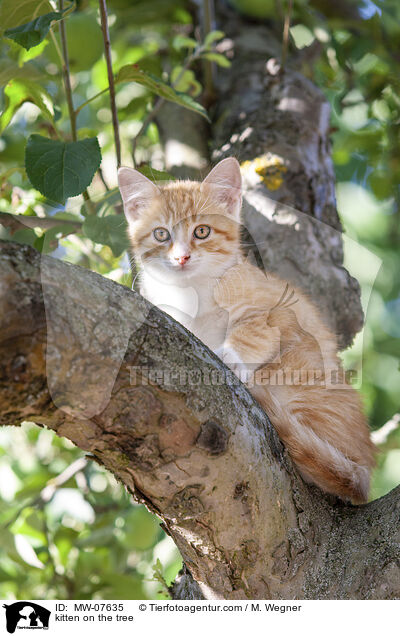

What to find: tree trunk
left=156, top=6, right=363, bottom=349
left=1, top=241, right=399, bottom=600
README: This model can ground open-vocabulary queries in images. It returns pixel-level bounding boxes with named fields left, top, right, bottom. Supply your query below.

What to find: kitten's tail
left=257, top=391, right=372, bottom=503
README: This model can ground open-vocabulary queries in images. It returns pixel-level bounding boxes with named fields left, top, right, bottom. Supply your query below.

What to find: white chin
left=168, top=266, right=198, bottom=283
left=146, top=262, right=197, bottom=284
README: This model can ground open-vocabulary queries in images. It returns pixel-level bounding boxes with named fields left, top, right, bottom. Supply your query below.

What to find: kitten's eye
left=153, top=227, right=170, bottom=242
left=193, top=224, right=211, bottom=240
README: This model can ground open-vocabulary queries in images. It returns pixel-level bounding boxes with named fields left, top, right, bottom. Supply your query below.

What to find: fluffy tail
left=255, top=390, right=373, bottom=504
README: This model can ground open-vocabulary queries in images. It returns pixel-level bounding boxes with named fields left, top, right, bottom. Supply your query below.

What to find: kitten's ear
left=118, top=167, right=159, bottom=223
left=202, top=157, right=242, bottom=220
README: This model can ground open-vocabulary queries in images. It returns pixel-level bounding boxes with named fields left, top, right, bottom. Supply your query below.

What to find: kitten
left=118, top=158, right=375, bottom=503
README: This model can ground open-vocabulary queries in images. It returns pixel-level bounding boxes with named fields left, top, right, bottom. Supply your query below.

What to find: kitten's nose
left=175, top=254, right=191, bottom=265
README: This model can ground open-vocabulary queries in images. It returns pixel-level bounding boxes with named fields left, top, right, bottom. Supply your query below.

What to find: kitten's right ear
left=118, top=167, right=159, bottom=223
left=202, top=157, right=242, bottom=220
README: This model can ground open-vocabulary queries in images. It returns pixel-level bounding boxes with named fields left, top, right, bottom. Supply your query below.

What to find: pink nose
left=175, top=254, right=191, bottom=265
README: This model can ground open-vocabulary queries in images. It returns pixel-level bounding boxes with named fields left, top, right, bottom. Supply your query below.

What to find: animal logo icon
left=3, top=602, right=50, bottom=634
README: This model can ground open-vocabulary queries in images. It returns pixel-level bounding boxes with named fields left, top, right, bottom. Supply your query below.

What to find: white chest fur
left=140, top=271, right=229, bottom=351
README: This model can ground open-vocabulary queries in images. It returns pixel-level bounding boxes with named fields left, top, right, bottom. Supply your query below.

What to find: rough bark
left=1, top=240, right=399, bottom=600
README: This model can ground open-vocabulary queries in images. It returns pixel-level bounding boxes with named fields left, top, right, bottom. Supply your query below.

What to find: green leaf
left=5, top=12, right=64, bottom=50
left=82, top=215, right=129, bottom=257
left=101, top=573, right=145, bottom=600
left=137, top=166, right=174, bottom=181
left=25, top=135, right=102, bottom=203
left=11, top=510, right=46, bottom=544
left=0, top=0, right=53, bottom=34
left=4, top=37, right=49, bottom=66
left=0, top=59, right=41, bottom=87
left=0, top=79, right=54, bottom=132
left=170, top=66, right=202, bottom=96
left=172, top=34, right=197, bottom=50
left=53, top=527, right=79, bottom=568
left=152, top=559, right=170, bottom=595
left=201, top=52, right=231, bottom=68
left=35, top=223, right=80, bottom=254
left=18, top=39, right=49, bottom=65
left=122, top=507, right=161, bottom=551
left=204, top=29, right=225, bottom=48
left=115, top=65, right=210, bottom=121
left=8, top=228, right=38, bottom=247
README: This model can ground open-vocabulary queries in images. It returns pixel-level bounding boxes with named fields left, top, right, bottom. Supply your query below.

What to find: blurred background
left=0, top=0, right=399, bottom=599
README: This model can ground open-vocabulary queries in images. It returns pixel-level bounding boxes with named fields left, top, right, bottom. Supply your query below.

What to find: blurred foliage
left=0, top=423, right=181, bottom=599
left=0, top=0, right=399, bottom=600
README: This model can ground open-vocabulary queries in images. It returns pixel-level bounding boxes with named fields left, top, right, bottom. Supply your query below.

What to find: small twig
left=42, top=513, right=59, bottom=579
left=49, top=25, right=64, bottom=67
left=75, top=87, right=109, bottom=114
left=59, top=0, right=77, bottom=142
left=132, top=98, right=164, bottom=168
left=82, top=189, right=96, bottom=215
left=99, top=0, right=121, bottom=167
left=41, top=457, right=88, bottom=502
left=98, top=166, right=111, bottom=191
left=281, top=0, right=293, bottom=71
left=0, top=211, right=82, bottom=232
left=4, top=457, right=89, bottom=530
left=371, top=413, right=400, bottom=445
left=68, top=234, right=110, bottom=266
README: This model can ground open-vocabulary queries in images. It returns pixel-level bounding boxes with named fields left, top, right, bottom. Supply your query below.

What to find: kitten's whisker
left=283, top=299, right=299, bottom=309
left=282, top=289, right=295, bottom=306
left=198, top=196, right=212, bottom=214
left=195, top=204, right=212, bottom=216
left=273, top=283, right=291, bottom=309
left=131, top=270, right=140, bottom=289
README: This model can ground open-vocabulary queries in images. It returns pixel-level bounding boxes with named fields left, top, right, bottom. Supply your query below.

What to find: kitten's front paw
left=214, top=345, right=254, bottom=385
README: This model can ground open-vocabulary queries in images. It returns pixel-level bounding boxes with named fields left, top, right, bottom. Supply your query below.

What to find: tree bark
left=1, top=240, right=399, bottom=600
left=155, top=102, right=211, bottom=180
left=156, top=7, right=363, bottom=349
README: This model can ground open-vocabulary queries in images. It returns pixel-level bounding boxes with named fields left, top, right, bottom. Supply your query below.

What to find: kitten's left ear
left=118, top=166, right=160, bottom=224
left=202, top=157, right=242, bottom=220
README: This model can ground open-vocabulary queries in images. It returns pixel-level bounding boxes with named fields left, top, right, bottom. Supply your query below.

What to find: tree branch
left=281, top=0, right=293, bottom=70
left=154, top=9, right=363, bottom=348
left=209, top=5, right=364, bottom=348
left=0, top=240, right=398, bottom=599
left=99, top=0, right=121, bottom=168
left=59, top=0, right=76, bottom=142
left=0, top=212, right=82, bottom=232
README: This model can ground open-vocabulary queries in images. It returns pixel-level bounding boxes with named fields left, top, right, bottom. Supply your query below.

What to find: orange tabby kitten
left=118, top=158, right=375, bottom=503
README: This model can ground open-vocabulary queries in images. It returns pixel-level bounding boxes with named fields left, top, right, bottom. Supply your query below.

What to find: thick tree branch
left=0, top=240, right=398, bottom=599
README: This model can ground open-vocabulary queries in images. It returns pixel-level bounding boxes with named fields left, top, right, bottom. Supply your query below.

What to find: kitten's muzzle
left=175, top=254, right=191, bottom=266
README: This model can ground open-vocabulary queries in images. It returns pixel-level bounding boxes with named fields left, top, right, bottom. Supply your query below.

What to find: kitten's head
left=118, top=158, right=242, bottom=284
